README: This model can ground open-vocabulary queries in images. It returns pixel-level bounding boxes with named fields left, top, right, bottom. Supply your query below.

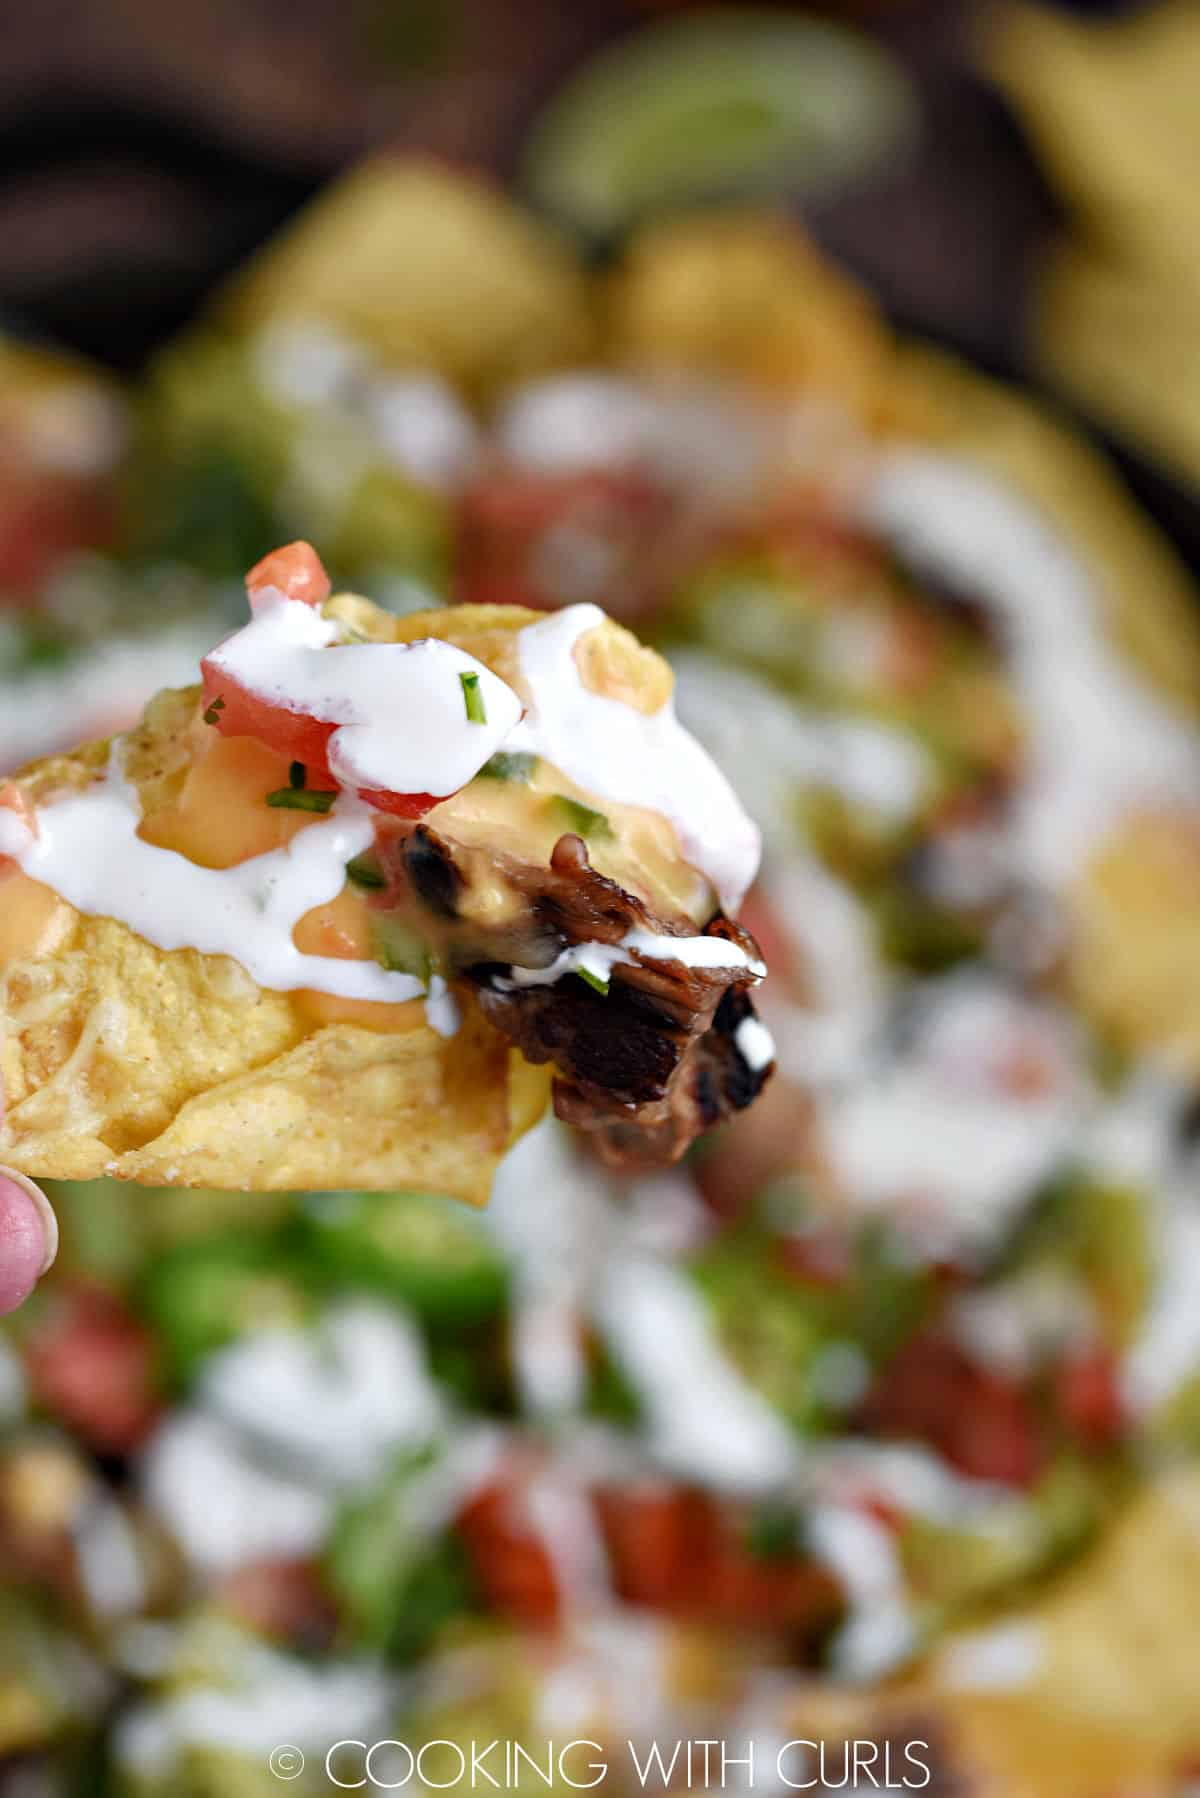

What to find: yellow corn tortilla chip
left=0, top=593, right=686, bottom=1195
left=0, top=598, right=630, bottom=1197
left=606, top=208, right=892, bottom=416
left=218, top=156, right=595, bottom=395
left=784, top=1476, right=1200, bottom=1792
left=1067, top=809, right=1200, bottom=1073
left=605, top=206, right=1200, bottom=709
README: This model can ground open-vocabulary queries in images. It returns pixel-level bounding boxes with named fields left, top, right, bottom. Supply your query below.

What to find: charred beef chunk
left=376, top=826, right=773, bottom=1169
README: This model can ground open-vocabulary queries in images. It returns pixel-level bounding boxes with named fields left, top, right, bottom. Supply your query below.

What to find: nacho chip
left=606, top=208, right=891, bottom=414
left=0, top=711, right=539, bottom=1202
left=0, top=555, right=769, bottom=1192
left=218, top=157, right=595, bottom=395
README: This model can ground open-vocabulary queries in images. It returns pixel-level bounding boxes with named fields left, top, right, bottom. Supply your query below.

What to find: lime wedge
left=522, top=10, right=918, bottom=239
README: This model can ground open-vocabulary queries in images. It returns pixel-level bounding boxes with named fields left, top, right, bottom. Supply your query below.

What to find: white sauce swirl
left=506, top=604, right=761, bottom=912
left=206, top=589, right=522, bottom=797
left=2, top=596, right=761, bottom=1018
left=499, top=924, right=764, bottom=992
left=0, top=747, right=423, bottom=1004
left=863, top=453, right=1200, bottom=888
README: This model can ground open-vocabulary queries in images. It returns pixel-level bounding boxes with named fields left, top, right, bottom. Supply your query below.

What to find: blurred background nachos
left=3, top=1, right=1200, bottom=1792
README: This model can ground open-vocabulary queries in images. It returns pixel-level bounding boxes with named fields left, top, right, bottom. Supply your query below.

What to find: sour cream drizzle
left=1, top=595, right=761, bottom=1014
left=500, top=925, right=764, bottom=992
left=206, top=589, right=522, bottom=796
left=0, top=747, right=424, bottom=1005
left=505, top=604, right=761, bottom=912
left=863, top=453, right=1200, bottom=888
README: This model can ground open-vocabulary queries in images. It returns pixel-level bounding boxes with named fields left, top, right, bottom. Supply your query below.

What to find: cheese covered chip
left=0, top=546, right=771, bottom=1193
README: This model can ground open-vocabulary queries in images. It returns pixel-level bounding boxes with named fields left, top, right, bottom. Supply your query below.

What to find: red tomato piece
left=455, top=1477, right=560, bottom=1628
left=594, top=1484, right=708, bottom=1610
left=356, top=786, right=442, bottom=819
left=858, top=1334, right=1046, bottom=1489
left=200, top=543, right=445, bottom=821
left=199, top=665, right=338, bottom=773
left=246, top=540, right=331, bottom=608
left=22, top=1283, right=162, bottom=1455
left=1056, top=1349, right=1125, bottom=1450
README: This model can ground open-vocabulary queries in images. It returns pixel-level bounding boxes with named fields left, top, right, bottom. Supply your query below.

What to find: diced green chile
left=297, top=1189, right=508, bottom=1324
left=477, top=751, right=538, bottom=783
left=551, top=794, right=613, bottom=840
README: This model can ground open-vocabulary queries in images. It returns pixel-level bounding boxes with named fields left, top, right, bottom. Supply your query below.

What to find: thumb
left=0, top=1170, right=58, bottom=1315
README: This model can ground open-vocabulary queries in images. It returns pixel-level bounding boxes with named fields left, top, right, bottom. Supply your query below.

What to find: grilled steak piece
left=375, top=826, right=774, bottom=1169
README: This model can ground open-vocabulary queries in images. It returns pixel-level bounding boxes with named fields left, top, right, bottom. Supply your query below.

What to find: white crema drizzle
left=0, top=595, right=762, bottom=1016
left=862, top=453, right=1200, bottom=889
left=0, top=748, right=423, bottom=1005
left=205, top=588, right=522, bottom=796
left=506, top=603, right=761, bottom=913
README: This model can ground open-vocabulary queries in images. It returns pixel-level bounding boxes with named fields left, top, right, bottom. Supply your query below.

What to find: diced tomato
left=355, top=786, right=442, bottom=819
left=703, top=1536, right=843, bottom=1640
left=596, top=1483, right=842, bottom=1641
left=0, top=475, right=117, bottom=603
left=858, top=1334, right=1046, bottom=1489
left=245, top=541, right=331, bottom=609
left=455, top=1477, right=560, bottom=1628
left=455, top=466, right=674, bottom=620
left=1055, top=1349, right=1125, bottom=1450
left=22, top=1283, right=162, bottom=1456
left=201, top=543, right=441, bottom=820
left=594, top=1484, right=708, bottom=1610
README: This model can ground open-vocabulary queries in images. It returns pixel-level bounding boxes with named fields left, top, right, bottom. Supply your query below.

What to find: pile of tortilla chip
left=4, top=158, right=1200, bottom=1791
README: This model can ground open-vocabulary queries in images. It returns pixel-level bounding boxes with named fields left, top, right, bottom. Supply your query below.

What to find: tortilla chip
left=607, top=209, right=891, bottom=415
left=1067, top=810, right=1200, bottom=1072
left=0, top=596, right=630, bottom=1197
left=786, top=1477, right=1200, bottom=1792
left=219, top=156, right=595, bottom=395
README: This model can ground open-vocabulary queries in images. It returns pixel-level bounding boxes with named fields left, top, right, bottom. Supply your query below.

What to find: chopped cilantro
left=289, top=761, right=306, bottom=789
left=459, top=670, right=486, bottom=724
left=267, top=787, right=336, bottom=813
left=576, top=964, right=610, bottom=996
left=478, top=751, right=537, bottom=783
left=345, top=852, right=386, bottom=890
left=552, top=795, right=613, bottom=840
left=202, top=695, right=226, bottom=726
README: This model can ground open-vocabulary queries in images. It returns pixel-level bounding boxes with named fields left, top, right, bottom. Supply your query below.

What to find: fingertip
left=0, top=1173, right=56, bottom=1315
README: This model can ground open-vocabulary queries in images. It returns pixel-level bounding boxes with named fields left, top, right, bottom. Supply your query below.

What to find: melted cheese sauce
left=0, top=593, right=762, bottom=1021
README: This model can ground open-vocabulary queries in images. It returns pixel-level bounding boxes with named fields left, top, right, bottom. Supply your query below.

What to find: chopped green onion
left=478, top=751, right=537, bottom=783
left=289, top=761, right=306, bottom=790
left=459, top=671, right=486, bottom=725
left=267, top=787, right=336, bottom=813
left=202, top=695, right=226, bottom=726
left=345, top=852, right=386, bottom=890
left=552, top=795, right=613, bottom=840
left=576, top=965, right=610, bottom=996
